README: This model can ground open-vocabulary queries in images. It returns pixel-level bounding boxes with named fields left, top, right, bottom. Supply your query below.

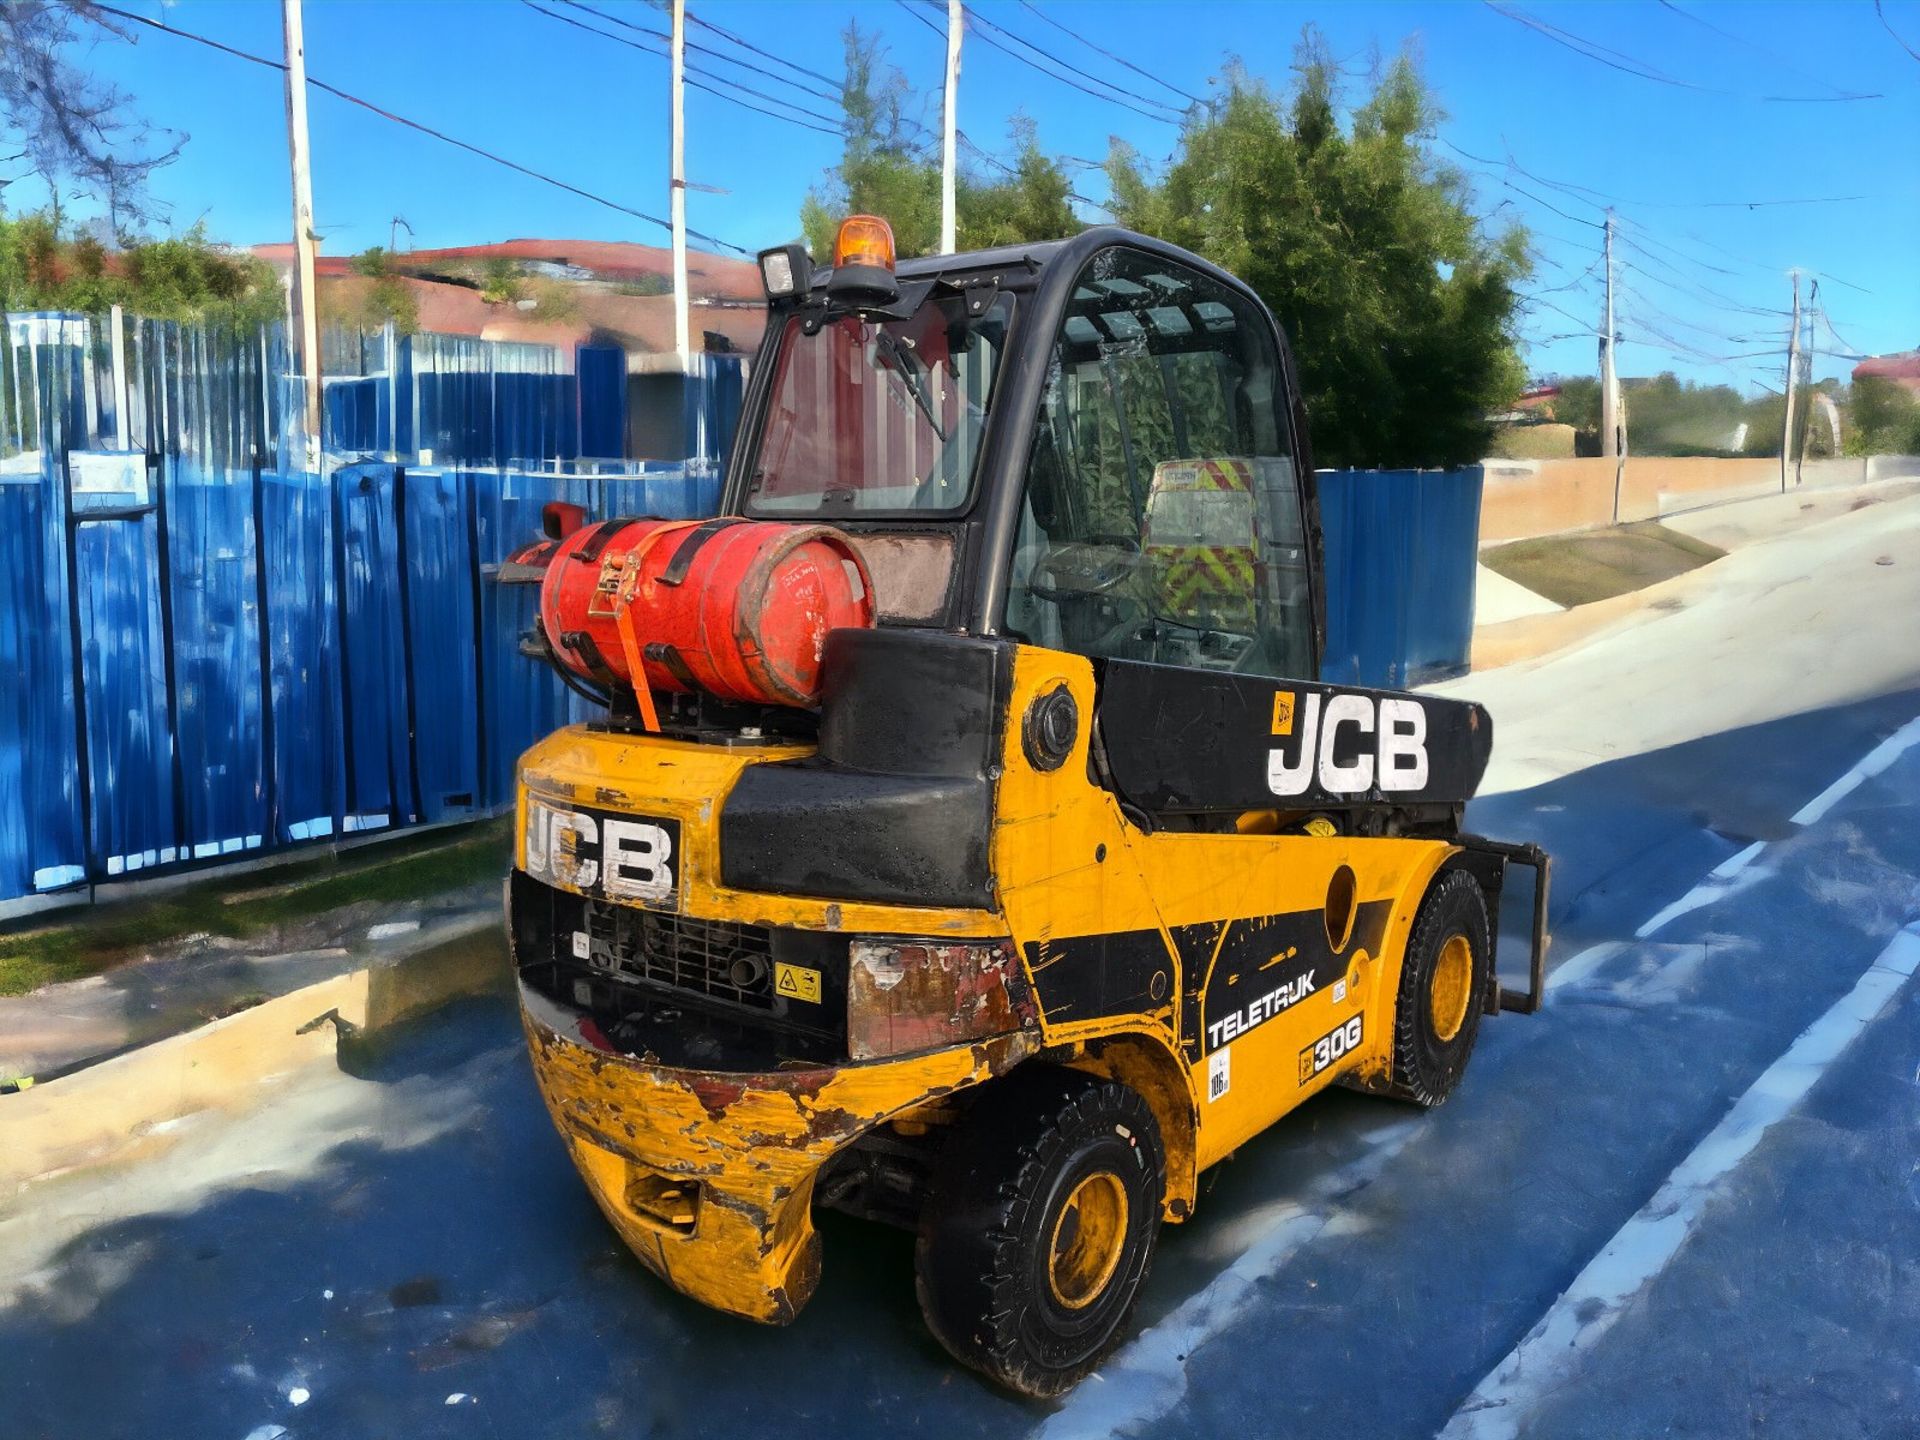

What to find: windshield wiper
left=872, top=331, right=948, bottom=442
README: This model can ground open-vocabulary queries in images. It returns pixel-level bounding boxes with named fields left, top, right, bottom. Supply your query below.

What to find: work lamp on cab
left=825, top=213, right=899, bottom=306
left=757, top=242, right=811, bottom=303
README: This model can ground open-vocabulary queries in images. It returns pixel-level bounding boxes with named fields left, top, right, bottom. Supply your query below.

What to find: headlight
left=757, top=243, right=812, bottom=302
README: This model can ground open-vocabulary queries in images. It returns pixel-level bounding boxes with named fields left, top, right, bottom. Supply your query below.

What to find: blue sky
left=56, top=0, right=1920, bottom=392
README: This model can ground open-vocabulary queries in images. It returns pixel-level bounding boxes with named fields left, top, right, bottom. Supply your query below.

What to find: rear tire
left=915, top=1066, right=1164, bottom=1398
left=1386, top=869, right=1493, bottom=1107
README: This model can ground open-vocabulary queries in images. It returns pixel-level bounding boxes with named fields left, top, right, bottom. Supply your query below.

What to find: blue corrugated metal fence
left=1318, top=467, right=1484, bottom=690
left=0, top=313, right=739, bottom=906
left=1, top=309, right=1483, bottom=907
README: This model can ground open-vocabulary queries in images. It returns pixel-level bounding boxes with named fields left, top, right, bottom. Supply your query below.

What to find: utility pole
left=1780, top=269, right=1801, bottom=493
left=941, top=0, right=962, bottom=254
left=670, top=0, right=691, bottom=371
left=281, top=0, right=323, bottom=472
left=1796, top=281, right=1816, bottom=487
left=1600, top=211, right=1624, bottom=521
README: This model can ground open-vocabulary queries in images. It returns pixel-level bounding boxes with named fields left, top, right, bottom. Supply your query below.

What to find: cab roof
left=803, top=226, right=1242, bottom=295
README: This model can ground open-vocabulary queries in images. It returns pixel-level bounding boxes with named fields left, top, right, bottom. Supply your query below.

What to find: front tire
left=1386, top=868, right=1493, bottom=1106
left=915, top=1067, right=1164, bottom=1398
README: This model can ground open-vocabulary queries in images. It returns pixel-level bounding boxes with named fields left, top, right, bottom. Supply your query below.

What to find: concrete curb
left=1, top=912, right=506, bottom=1196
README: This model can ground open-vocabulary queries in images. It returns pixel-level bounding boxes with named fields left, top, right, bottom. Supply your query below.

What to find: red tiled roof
left=1854, top=351, right=1920, bottom=383
left=312, top=271, right=765, bottom=356
left=253, top=236, right=758, bottom=299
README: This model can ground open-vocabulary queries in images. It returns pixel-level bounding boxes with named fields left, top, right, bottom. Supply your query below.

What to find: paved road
left=3, top=688, right=1918, bottom=1440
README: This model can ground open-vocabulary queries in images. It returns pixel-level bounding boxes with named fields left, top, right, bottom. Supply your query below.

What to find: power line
left=1618, top=255, right=1788, bottom=322
left=1487, top=0, right=1887, bottom=102
left=564, top=1, right=841, bottom=106
left=1655, top=1, right=1882, bottom=100
left=957, top=128, right=1112, bottom=214
left=1442, top=149, right=1608, bottom=230
left=1523, top=294, right=1603, bottom=336
left=1534, top=255, right=1604, bottom=295
left=1615, top=234, right=1793, bottom=315
left=683, top=6, right=845, bottom=93
left=1877, top=0, right=1920, bottom=63
left=1441, top=136, right=1874, bottom=214
left=945, top=3, right=1187, bottom=124
left=1620, top=303, right=1782, bottom=348
left=1814, top=304, right=1875, bottom=361
left=1616, top=220, right=1741, bottom=279
left=525, top=3, right=844, bottom=135
left=1014, top=0, right=1205, bottom=107
left=896, top=0, right=949, bottom=43
left=92, top=1, right=751, bottom=254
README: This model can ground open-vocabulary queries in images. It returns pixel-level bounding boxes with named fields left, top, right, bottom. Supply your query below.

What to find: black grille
left=581, top=901, right=776, bottom=1009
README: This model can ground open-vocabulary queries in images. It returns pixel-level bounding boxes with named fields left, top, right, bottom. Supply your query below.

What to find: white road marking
left=1637, top=710, right=1920, bottom=941
left=1634, top=848, right=1771, bottom=939
left=1709, top=839, right=1768, bottom=879
left=1439, top=923, right=1920, bottom=1440
left=1543, top=941, right=1624, bottom=994
left=1034, top=1123, right=1416, bottom=1440
left=1791, top=714, right=1920, bottom=826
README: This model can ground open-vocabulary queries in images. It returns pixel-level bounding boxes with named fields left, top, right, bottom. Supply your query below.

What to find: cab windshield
left=744, top=291, right=1014, bottom=517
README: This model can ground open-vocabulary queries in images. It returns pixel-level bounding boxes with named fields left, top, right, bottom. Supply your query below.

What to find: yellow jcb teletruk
left=501, top=215, right=1550, bottom=1396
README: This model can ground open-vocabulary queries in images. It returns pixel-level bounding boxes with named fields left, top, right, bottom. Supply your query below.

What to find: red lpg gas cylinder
left=537, top=517, right=873, bottom=708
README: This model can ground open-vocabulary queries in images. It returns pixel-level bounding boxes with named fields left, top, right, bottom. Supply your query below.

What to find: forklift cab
left=731, top=227, right=1322, bottom=695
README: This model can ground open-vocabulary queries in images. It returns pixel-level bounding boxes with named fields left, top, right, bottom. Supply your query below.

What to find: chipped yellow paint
left=521, top=982, right=1037, bottom=1323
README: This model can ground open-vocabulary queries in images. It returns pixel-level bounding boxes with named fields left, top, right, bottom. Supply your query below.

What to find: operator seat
left=1139, top=457, right=1260, bottom=634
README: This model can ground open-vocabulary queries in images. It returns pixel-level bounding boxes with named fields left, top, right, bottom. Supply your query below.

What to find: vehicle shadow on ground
left=3, top=687, right=1915, bottom=1440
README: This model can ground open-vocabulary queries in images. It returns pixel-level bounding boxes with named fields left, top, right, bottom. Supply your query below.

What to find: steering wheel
left=1025, top=542, right=1143, bottom=604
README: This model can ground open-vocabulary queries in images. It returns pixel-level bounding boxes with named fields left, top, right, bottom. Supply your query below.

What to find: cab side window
left=1005, top=249, right=1313, bottom=681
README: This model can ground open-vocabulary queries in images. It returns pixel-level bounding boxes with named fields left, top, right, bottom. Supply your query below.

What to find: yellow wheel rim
left=1429, top=934, right=1474, bottom=1043
left=1048, top=1172, right=1129, bottom=1311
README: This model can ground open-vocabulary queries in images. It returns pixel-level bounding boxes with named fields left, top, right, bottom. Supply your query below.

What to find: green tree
left=801, top=25, right=939, bottom=256
left=1545, top=374, right=1600, bottom=434
left=954, top=117, right=1076, bottom=251
left=801, top=24, right=1077, bottom=259
left=1846, top=375, right=1920, bottom=456
left=343, top=245, right=419, bottom=333
left=0, top=210, right=278, bottom=322
left=1106, top=40, right=1530, bottom=470
left=478, top=256, right=525, bottom=305
left=1619, top=372, right=1750, bottom=455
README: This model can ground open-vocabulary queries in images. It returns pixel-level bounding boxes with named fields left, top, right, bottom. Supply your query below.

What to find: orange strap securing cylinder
left=538, top=516, right=875, bottom=714
left=609, top=519, right=703, bottom=732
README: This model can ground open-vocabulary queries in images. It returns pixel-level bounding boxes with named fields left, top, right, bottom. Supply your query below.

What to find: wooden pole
left=941, top=0, right=962, bottom=254
left=1780, top=270, right=1801, bottom=493
left=281, top=0, right=323, bottom=472
left=1795, top=282, right=1815, bottom=487
left=1599, top=212, right=1617, bottom=461
left=670, top=0, right=691, bottom=371
left=1601, top=212, right=1626, bottom=523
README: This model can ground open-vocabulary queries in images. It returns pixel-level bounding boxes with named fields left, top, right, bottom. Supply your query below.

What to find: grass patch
left=0, top=820, right=510, bottom=998
left=1481, top=522, right=1725, bottom=609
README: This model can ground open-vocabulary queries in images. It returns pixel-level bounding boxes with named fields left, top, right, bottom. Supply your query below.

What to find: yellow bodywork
left=513, top=642, right=1458, bottom=1322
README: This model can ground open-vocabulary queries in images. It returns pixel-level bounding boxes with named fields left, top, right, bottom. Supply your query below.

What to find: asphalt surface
left=3, top=687, right=1918, bottom=1439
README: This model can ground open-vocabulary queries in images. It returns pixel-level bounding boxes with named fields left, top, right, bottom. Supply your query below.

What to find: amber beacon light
left=833, top=214, right=896, bottom=271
